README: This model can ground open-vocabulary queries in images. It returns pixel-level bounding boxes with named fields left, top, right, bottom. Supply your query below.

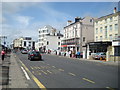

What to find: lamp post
left=74, top=26, right=77, bottom=53
left=79, top=20, right=82, bottom=53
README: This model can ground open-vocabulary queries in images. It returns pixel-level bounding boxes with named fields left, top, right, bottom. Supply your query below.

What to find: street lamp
left=79, top=20, right=82, bottom=53
left=74, top=26, right=77, bottom=53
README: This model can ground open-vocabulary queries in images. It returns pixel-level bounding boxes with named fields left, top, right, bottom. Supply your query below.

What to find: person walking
left=1, top=49, right=5, bottom=61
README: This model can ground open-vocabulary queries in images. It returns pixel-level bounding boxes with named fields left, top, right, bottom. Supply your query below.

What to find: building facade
left=94, top=9, right=120, bottom=42
left=61, top=16, right=94, bottom=57
left=88, top=8, right=120, bottom=61
left=38, top=25, right=63, bottom=52
left=13, top=37, right=35, bottom=50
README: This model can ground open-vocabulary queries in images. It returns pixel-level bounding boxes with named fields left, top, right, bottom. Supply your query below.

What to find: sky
left=0, top=1, right=119, bottom=45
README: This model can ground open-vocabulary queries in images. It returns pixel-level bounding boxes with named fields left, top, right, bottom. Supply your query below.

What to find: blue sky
left=1, top=2, right=118, bottom=44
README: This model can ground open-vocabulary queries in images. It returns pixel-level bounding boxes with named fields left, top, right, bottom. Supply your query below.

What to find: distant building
left=118, top=1, right=120, bottom=11
left=38, top=25, right=63, bottom=52
left=13, top=37, right=35, bottom=50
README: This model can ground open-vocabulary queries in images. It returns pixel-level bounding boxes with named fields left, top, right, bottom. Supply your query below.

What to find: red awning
left=61, top=45, right=67, bottom=47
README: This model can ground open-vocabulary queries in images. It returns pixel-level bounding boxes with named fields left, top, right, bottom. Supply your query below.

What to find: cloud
left=15, top=15, right=34, bottom=26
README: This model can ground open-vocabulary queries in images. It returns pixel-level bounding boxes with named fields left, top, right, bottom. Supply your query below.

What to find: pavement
left=0, top=52, right=119, bottom=89
left=0, top=53, right=28, bottom=89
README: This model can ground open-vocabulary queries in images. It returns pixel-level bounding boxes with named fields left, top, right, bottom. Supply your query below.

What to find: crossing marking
left=83, top=78, right=95, bottom=84
left=41, top=70, right=47, bottom=75
left=58, top=69, right=64, bottom=71
left=52, top=66, right=56, bottom=68
left=47, top=70, right=52, bottom=74
left=68, top=72, right=76, bottom=76
left=30, top=66, right=34, bottom=70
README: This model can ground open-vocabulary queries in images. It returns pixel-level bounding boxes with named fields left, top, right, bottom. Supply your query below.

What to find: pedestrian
left=1, top=49, right=6, bottom=61
left=69, top=50, right=72, bottom=57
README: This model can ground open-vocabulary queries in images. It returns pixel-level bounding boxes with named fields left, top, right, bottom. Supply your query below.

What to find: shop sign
left=112, top=41, right=120, bottom=46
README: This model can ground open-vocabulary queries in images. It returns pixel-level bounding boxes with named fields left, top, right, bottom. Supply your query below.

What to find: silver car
left=94, top=52, right=106, bottom=60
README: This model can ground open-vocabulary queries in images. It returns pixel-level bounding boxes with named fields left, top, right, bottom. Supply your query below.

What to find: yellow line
left=83, top=78, right=95, bottom=84
left=41, top=70, right=47, bottom=75
left=19, top=60, right=46, bottom=89
left=68, top=73, right=76, bottom=76
left=47, top=70, right=52, bottom=74
left=58, top=69, right=64, bottom=71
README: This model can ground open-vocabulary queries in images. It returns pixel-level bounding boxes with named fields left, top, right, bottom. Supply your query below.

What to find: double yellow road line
left=19, top=60, right=46, bottom=90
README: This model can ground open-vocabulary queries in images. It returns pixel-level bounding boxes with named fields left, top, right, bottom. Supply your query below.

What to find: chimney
left=114, top=7, right=117, bottom=13
left=75, top=17, right=81, bottom=23
left=67, top=20, right=72, bottom=26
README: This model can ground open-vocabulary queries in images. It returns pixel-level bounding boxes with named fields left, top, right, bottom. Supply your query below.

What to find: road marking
left=106, top=87, right=115, bottom=90
left=58, top=69, right=64, bottom=71
left=38, top=73, right=41, bottom=75
left=68, top=72, right=76, bottom=76
left=47, top=70, right=52, bottom=74
left=52, top=66, right=56, bottom=68
left=38, top=67, right=41, bottom=69
left=21, top=67, right=30, bottom=80
left=41, top=70, right=47, bottom=75
left=19, top=60, right=46, bottom=89
left=82, top=78, right=95, bottom=84
left=30, top=66, right=34, bottom=70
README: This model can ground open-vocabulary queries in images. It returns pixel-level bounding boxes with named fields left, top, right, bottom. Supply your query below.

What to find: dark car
left=28, top=51, right=42, bottom=61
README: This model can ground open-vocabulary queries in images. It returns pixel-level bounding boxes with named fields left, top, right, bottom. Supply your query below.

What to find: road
left=16, top=52, right=118, bottom=89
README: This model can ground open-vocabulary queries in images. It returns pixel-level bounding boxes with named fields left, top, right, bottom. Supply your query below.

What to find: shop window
left=114, top=46, right=120, bottom=56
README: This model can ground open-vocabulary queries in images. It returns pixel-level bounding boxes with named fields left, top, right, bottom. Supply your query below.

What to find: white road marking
left=21, top=66, right=30, bottom=80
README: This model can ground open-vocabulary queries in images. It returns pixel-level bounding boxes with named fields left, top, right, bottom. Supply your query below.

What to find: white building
left=13, top=37, right=35, bottom=50
left=62, top=16, right=95, bottom=58
left=38, top=25, right=63, bottom=52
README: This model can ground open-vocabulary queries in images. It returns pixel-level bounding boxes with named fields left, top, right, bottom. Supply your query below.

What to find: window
left=96, top=36, right=98, bottom=41
left=47, top=41, right=49, bottom=45
left=105, top=19, right=107, bottom=23
left=58, top=37, right=60, bottom=39
left=110, top=17, right=113, bottom=22
left=96, top=28, right=98, bottom=34
left=115, top=34, right=118, bottom=39
left=105, top=26, right=107, bottom=38
left=100, top=36, right=102, bottom=41
left=96, top=21, right=98, bottom=25
left=58, top=42, right=60, bottom=45
left=115, top=24, right=118, bottom=31
left=83, top=37, right=85, bottom=42
left=24, top=41, right=26, bottom=47
left=109, top=34, right=112, bottom=41
left=114, top=46, right=120, bottom=56
left=90, top=19, right=92, bottom=22
left=100, top=27, right=102, bottom=33
left=109, top=25, right=112, bottom=31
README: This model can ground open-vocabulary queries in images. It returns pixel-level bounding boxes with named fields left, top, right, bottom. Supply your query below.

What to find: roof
left=95, top=11, right=120, bottom=22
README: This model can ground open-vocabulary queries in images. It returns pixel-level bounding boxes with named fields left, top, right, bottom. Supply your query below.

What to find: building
left=94, top=7, right=119, bottom=42
left=87, top=7, right=120, bottom=61
left=38, top=25, right=63, bottom=52
left=13, top=37, right=35, bottom=50
left=61, top=16, right=95, bottom=58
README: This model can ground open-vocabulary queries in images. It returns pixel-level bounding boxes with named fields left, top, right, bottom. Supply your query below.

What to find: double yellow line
left=19, top=60, right=46, bottom=90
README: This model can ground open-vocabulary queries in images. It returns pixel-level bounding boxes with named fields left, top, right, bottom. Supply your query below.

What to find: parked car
left=93, top=52, right=106, bottom=60
left=28, top=51, right=42, bottom=61
left=21, top=49, right=28, bottom=54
